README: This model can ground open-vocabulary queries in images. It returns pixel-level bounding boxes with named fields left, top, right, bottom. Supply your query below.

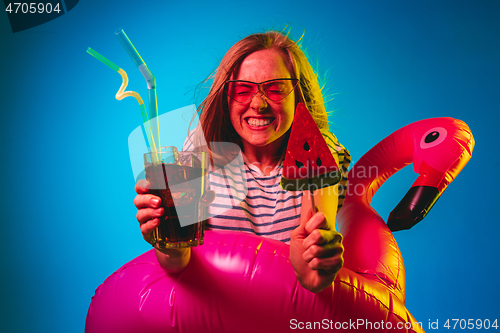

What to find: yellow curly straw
left=87, top=47, right=159, bottom=161
left=115, top=69, right=159, bottom=153
left=115, top=69, right=144, bottom=104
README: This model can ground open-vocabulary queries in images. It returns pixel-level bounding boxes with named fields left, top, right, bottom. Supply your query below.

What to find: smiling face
left=228, top=48, right=296, bottom=156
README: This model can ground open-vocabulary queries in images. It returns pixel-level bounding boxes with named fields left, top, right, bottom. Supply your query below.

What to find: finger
left=291, top=219, right=307, bottom=240
left=308, top=255, right=344, bottom=275
left=201, top=190, right=216, bottom=206
left=303, top=229, right=342, bottom=249
left=134, top=194, right=162, bottom=209
left=303, top=242, right=344, bottom=263
left=136, top=207, right=164, bottom=224
left=140, top=218, right=160, bottom=243
left=304, top=212, right=328, bottom=234
left=135, top=179, right=151, bottom=194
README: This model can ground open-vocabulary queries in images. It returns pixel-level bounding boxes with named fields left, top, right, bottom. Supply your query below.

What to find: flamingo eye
left=425, top=131, right=439, bottom=143
left=420, top=127, right=447, bottom=149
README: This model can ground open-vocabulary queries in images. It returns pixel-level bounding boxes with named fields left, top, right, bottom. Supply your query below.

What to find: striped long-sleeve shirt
left=182, top=129, right=350, bottom=244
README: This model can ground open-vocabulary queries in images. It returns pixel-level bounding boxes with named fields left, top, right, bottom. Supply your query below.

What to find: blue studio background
left=1, top=1, right=498, bottom=332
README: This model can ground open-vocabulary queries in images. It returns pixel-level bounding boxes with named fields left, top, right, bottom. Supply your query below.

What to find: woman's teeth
left=247, top=118, right=272, bottom=127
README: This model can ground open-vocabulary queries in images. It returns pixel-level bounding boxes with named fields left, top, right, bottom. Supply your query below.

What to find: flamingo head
left=388, top=117, right=474, bottom=231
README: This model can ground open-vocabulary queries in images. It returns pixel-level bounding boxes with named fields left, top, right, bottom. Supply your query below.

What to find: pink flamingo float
left=85, top=117, right=474, bottom=333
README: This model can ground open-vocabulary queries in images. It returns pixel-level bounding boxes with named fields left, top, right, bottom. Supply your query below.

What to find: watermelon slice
left=280, top=102, right=341, bottom=192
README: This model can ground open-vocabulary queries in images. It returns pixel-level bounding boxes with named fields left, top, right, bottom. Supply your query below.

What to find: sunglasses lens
left=225, top=79, right=298, bottom=103
left=226, top=82, right=258, bottom=103
left=262, top=80, right=296, bottom=102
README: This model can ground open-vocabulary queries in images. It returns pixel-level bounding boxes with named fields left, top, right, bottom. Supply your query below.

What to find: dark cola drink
left=145, top=162, right=206, bottom=248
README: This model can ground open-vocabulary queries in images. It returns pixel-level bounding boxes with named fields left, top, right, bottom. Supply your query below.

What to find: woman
left=134, top=31, right=350, bottom=293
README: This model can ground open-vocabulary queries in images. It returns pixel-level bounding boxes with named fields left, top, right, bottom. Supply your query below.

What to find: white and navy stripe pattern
left=182, top=129, right=350, bottom=244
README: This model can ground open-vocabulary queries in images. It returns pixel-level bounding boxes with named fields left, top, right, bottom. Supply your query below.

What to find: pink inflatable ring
left=86, top=117, right=474, bottom=333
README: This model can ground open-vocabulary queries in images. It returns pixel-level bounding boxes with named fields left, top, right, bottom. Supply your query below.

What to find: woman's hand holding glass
left=134, top=179, right=163, bottom=242
left=134, top=179, right=191, bottom=273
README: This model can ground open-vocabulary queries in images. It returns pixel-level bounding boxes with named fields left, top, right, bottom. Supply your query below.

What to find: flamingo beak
left=387, top=185, right=440, bottom=231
